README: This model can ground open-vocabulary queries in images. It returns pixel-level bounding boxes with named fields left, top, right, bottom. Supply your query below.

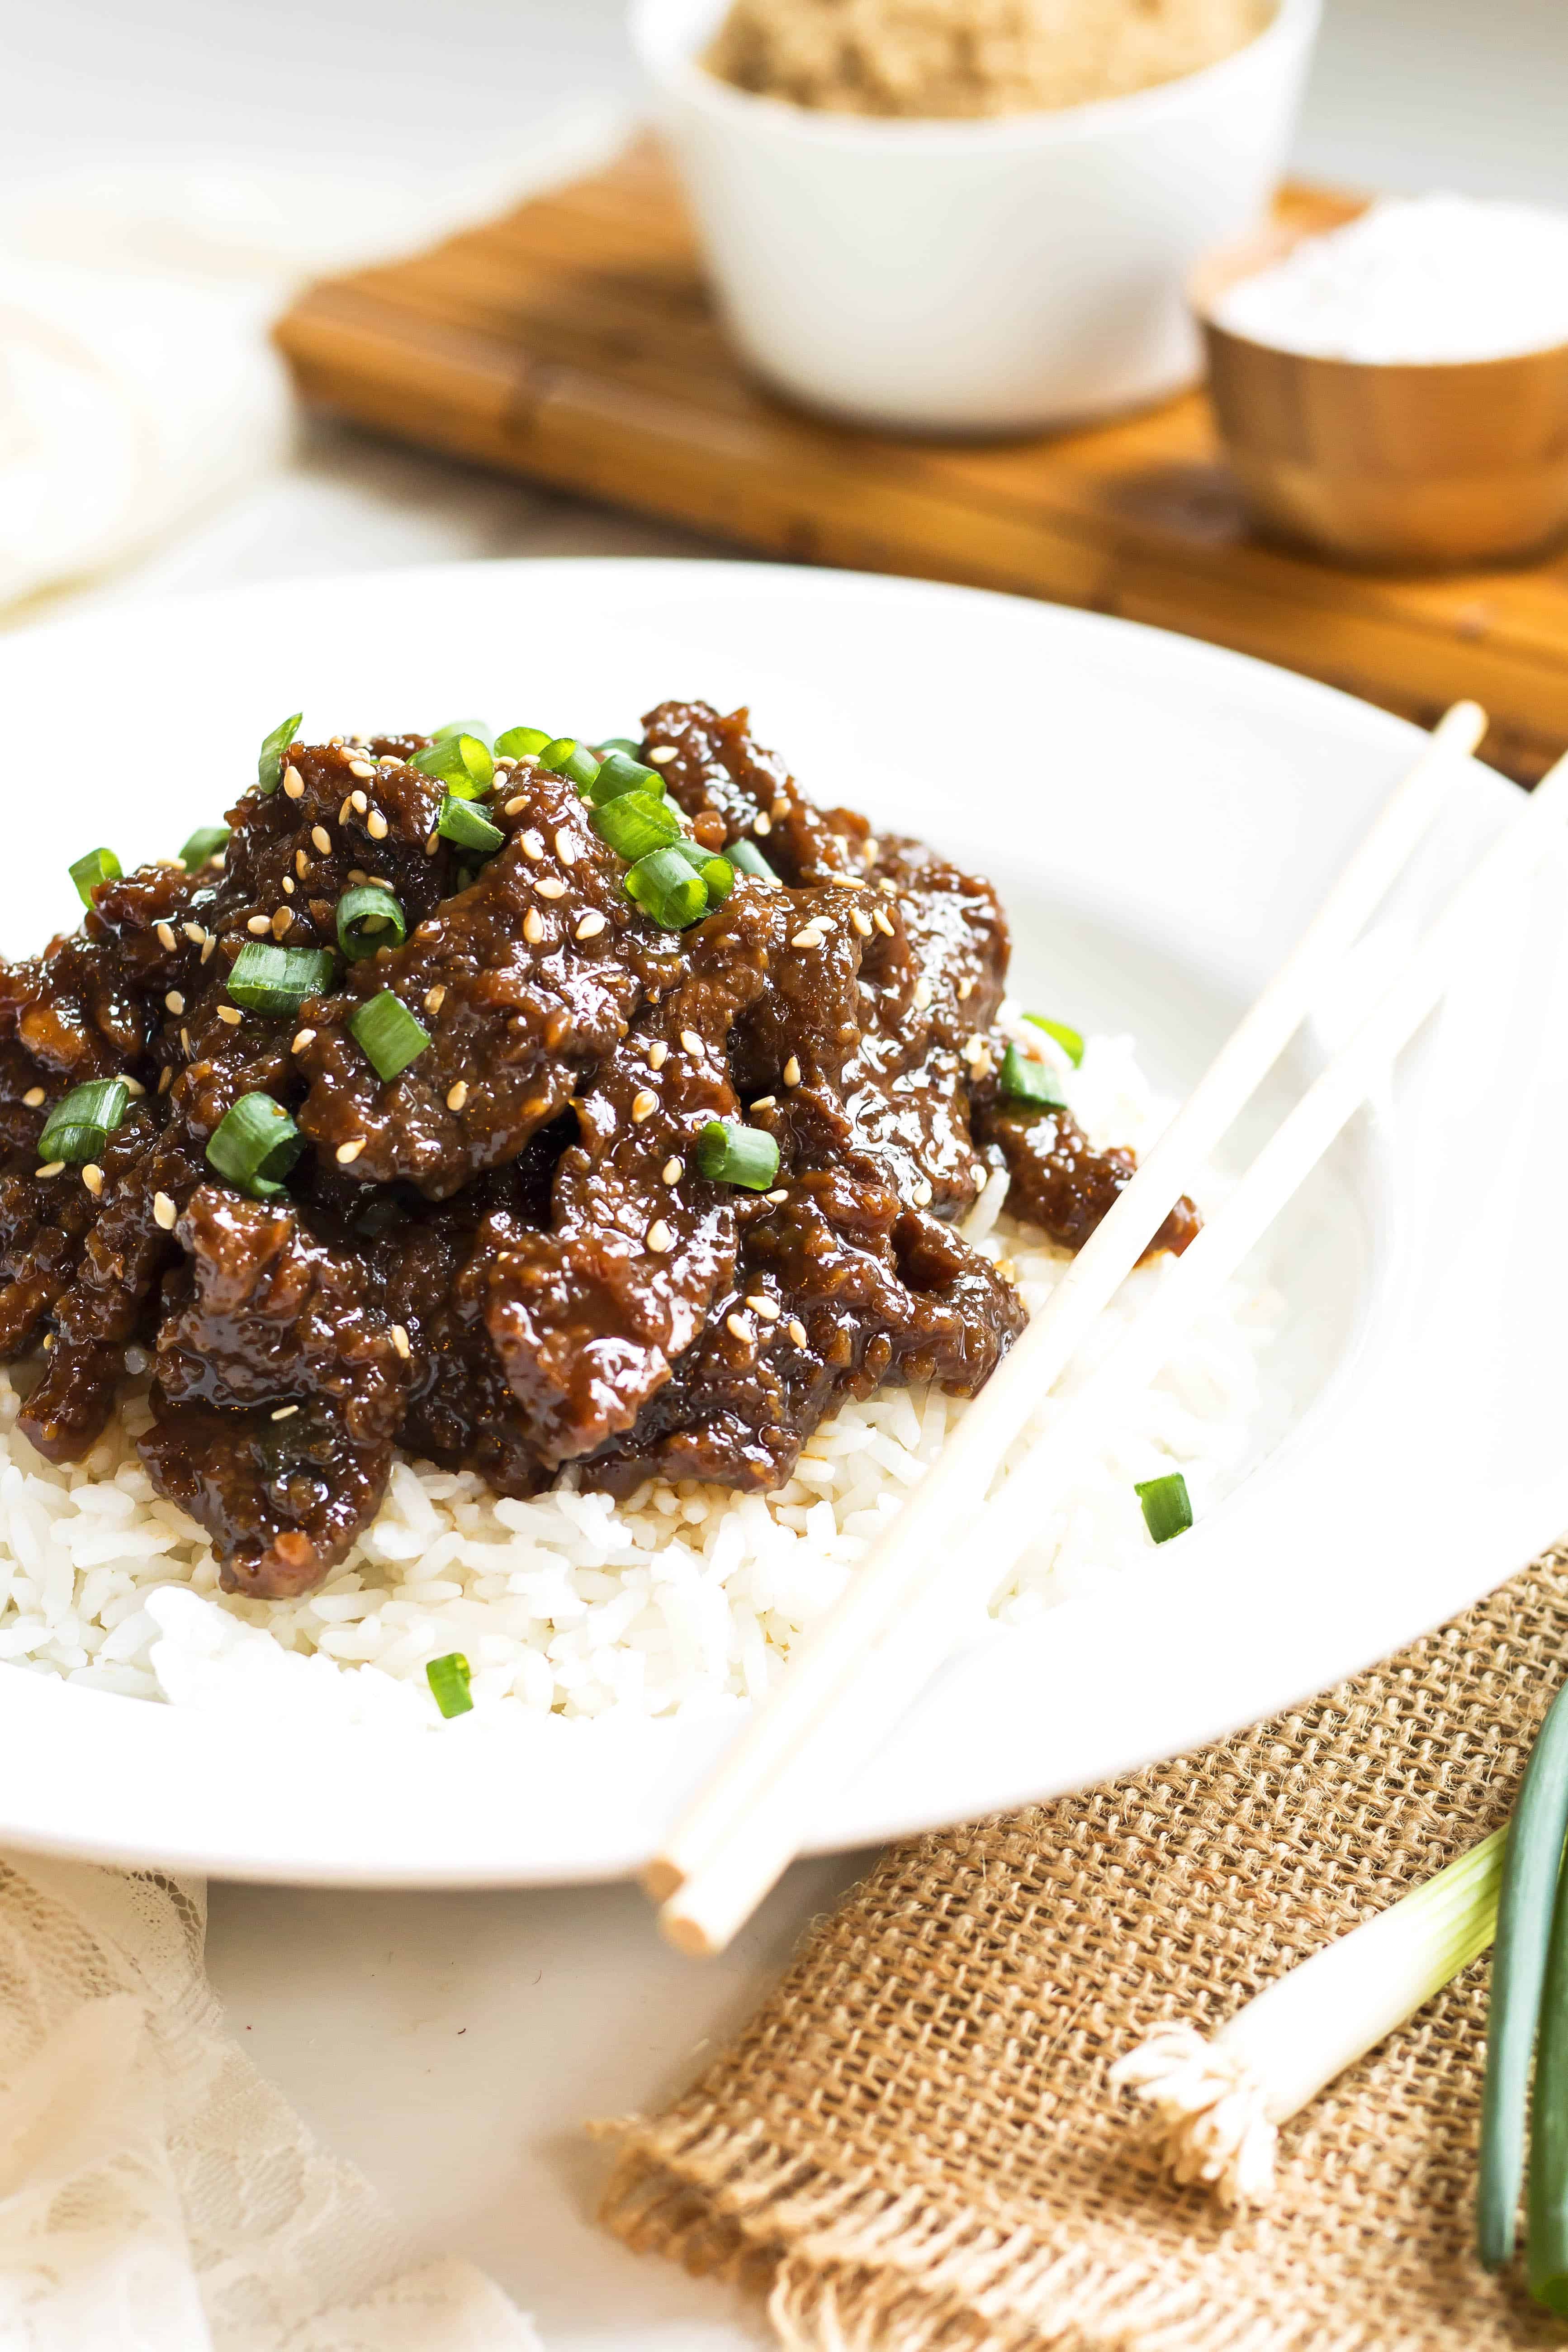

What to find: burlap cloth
left=600, top=1549, right=1568, bottom=2351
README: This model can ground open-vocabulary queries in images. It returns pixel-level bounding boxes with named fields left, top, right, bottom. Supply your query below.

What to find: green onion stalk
left=1111, top=1830, right=1504, bottom=2205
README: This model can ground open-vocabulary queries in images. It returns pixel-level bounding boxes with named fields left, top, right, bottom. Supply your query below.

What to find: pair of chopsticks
left=647, top=699, right=1565, bottom=1958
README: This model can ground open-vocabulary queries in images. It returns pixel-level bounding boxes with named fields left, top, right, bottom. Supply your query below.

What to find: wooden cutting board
left=277, top=142, right=1568, bottom=783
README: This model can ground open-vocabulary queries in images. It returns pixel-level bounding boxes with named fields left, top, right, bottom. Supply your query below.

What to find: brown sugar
left=704, top=0, right=1273, bottom=119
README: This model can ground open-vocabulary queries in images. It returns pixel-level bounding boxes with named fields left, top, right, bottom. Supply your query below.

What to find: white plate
left=2, top=558, right=1565, bottom=1886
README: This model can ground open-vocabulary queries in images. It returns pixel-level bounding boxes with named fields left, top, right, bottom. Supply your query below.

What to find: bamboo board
left=277, top=143, right=1568, bottom=782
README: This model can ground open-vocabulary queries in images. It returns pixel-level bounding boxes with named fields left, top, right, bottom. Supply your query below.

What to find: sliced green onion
left=70, top=847, right=121, bottom=907
left=596, top=736, right=642, bottom=757
left=179, top=824, right=230, bottom=870
left=999, top=1043, right=1068, bottom=1111
left=730, top=838, right=779, bottom=884
left=351, top=990, right=431, bottom=1081
left=494, top=725, right=552, bottom=759
left=1025, top=1014, right=1085, bottom=1068
left=590, top=750, right=664, bottom=805
left=337, top=886, right=407, bottom=961
left=429, top=717, right=490, bottom=745
left=437, top=794, right=504, bottom=855
left=1135, top=1473, right=1192, bottom=1544
left=206, top=1092, right=304, bottom=1197
left=409, top=732, right=494, bottom=797
left=625, top=846, right=708, bottom=931
left=696, top=1118, right=780, bottom=1191
left=696, top=853, right=733, bottom=907
left=426, top=1650, right=473, bottom=1718
left=1480, top=1680, right=1568, bottom=2270
left=539, top=737, right=601, bottom=794
left=38, top=1078, right=129, bottom=1166
left=227, top=944, right=337, bottom=1017
left=592, top=790, right=683, bottom=863
left=257, top=712, right=303, bottom=796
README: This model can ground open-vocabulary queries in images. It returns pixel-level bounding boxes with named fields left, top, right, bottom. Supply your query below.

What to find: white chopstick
left=648, top=701, right=1492, bottom=1952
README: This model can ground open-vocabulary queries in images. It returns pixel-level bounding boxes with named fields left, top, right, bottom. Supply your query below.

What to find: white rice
left=0, top=1028, right=1280, bottom=1728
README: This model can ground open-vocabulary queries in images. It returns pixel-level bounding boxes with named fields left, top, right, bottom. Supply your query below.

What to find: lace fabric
left=0, top=1854, right=538, bottom=2352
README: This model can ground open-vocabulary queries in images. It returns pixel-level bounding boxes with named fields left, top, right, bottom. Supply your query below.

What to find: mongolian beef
left=0, top=703, right=1198, bottom=1605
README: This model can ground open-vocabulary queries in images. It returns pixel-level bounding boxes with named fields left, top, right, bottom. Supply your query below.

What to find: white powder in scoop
left=1214, top=195, right=1568, bottom=365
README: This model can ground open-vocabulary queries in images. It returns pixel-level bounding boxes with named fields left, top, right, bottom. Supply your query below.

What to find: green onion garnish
left=179, top=824, right=230, bottom=870
left=539, top=737, right=601, bottom=794
left=1025, top=1014, right=1085, bottom=1068
left=591, top=790, right=682, bottom=863
left=695, top=852, right=734, bottom=907
left=409, top=732, right=494, bottom=798
left=998, top=1043, right=1068, bottom=1111
left=426, top=1651, right=473, bottom=1718
left=336, top=886, right=407, bottom=961
left=227, top=944, right=336, bottom=1017
left=1135, top=1473, right=1192, bottom=1544
left=206, top=1092, right=304, bottom=1197
left=429, top=717, right=490, bottom=745
left=596, top=736, right=642, bottom=757
left=437, top=794, right=504, bottom=855
left=625, top=846, right=708, bottom=931
left=494, top=725, right=552, bottom=760
left=695, top=1118, right=780, bottom=1191
left=257, top=712, right=303, bottom=796
left=70, top=847, right=121, bottom=907
left=38, top=1078, right=129, bottom=1166
left=1479, top=1677, right=1568, bottom=2270
left=730, top=838, right=779, bottom=884
left=351, top=989, right=431, bottom=1081
left=590, top=750, right=664, bottom=805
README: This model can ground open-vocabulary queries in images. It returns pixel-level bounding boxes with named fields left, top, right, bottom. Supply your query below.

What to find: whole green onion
left=70, top=847, right=122, bottom=907
left=1482, top=1678, right=1568, bottom=2269
left=999, top=1043, right=1068, bottom=1112
left=592, top=790, right=683, bottom=863
left=179, top=824, right=230, bottom=870
left=206, top=1093, right=304, bottom=1198
left=696, top=1119, right=780, bottom=1191
left=730, top=838, right=779, bottom=884
left=426, top=1651, right=473, bottom=1718
left=1135, top=1473, right=1192, bottom=1544
left=337, top=885, right=407, bottom=961
left=39, top=1078, right=129, bottom=1166
left=1530, top=1853, right=1568, bottom=2310
left=590, top=750, right=664, bottom=806
left=437, top=794, right=504, bottom=855
left=257, top=712, right=303, bottom=796
left=410, top=732, right=493, bottom=798
left=351, top=989, right=431, bottom=1081
left=227, top=944, right=337, bottom=1017
left=1025, top=1014, right=1085, bottom=1068
left=494, top=725, right=552, bottom=759
left=539, top=737, right=601, bottom=794
left=625, top=846, right=708, bottom=931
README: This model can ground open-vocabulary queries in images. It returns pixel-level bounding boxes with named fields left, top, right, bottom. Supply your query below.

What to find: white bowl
left=629, top=0, right=1321, bottom=433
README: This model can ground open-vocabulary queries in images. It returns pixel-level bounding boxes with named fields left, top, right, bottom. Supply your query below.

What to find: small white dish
left=0, top=556, right=1563, bottom=1888
left=630, top=0, right=1320, bottom=432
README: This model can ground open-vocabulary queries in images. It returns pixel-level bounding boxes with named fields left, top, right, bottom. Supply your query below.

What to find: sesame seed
left=156, top=921, right=177, bottom=952
left=864, top=839, right=881, bottom=863
left=647, top=1220, right=675, bottom=1253
left=662, top=1156, right=683, bottom=1184
left=771, top=798, right=790, bottom=820
left=157, top=1068, right=173, bottom=1094
left=521, top=830, right=545, bottom=859
left=964, top=1034, right=987, bottom=1063
left=523, top=908, right=545, bottom=944
left=446, top=1081, right=469, bottom=1112
left=312, top=826, right=332, bottom=855
left=914, top=978, right=933, bottom=1010
left=973, top=1165, right=989, bottom=1193
left=283, top=764, right=305, bottom=799
left=246, top=914, right=271, bottom=936
left=838, top=875, right=867, bottom=889
left=791, top=926, right=824, bottom=950
left=426, top=833, right=439, bottom=856
left=200, top=937, right=215, bottom=963
left=37, top=1161, right=65, bottom=1179
left=23, top=1087, right=44, bottom=1108
left=681, top=1029, right=703, bottom=1056
left=505, top=795, right=528, bottom=818
left=424, top=986, right=445, bottom=1014
left=746, top=1294, right=780, bottom=1321
left=957, top=977, right=974, bottom=1001
left=336, top=1139, right=366, bottom=1164
left=282, top=876, right=296, bottom=897
left=767, top=1188, right=789, bottom=1204
left=350, top=789, right=369, bottom=815
left=575, top=911, right=607, bottom=942
left=788, top=1318, right=809, bottom=1347
left=271, top=909, right=294, bottom=939
left=183, top=922, right=207, bottom=945
left=153, top=1192, right=177, bottom=1230
left=554, top=829, right=577, bottom=864
left=647, top=1041, right=668, bottom=1069
left=647, top=745, right=677, bottom=764
left=82, top=1163, right=104, bottom=1197
left=366, top=809, right=388, bottom=841
left=913, top=1178, right=933, bottom=1206
left=339, top=797, right=353, bottom=825
left=391, top=1323, right=412, bottom=1360
left=349, top=760, right=376, bottom=781
left=271, top=1404, right=299, bottom=1420
left=631, top=1089, right=657, bottom=1122
left=535, top=877, right=567, bottom=900
left=880, top=878, right=897, bottom=894
left=782, top=1056, right=801, bottom=1087
left=291, top=1032, right=317, bottom=1059
left=217, top=1005, right=243, bottom=1026
left=726, top=1313, right=750, bottom=1341
left=851, top=910, right=872, bottom=937
left=180, top=1029, right=191, bottom=1055
left=124, top=1077, right=145, bottom=1098
left=754, top=813, right=772, bottom=836
left=872, top=908, right=895, bottom=936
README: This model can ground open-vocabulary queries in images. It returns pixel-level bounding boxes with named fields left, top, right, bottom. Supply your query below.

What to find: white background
left=6, top=3, right=1567, bottom=2345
